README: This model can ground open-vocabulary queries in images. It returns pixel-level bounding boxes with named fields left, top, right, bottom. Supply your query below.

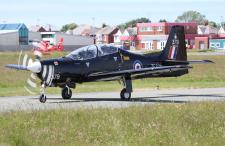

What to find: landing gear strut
left=39, top=83, right=47, bottom=103
left=61, top=86, right=72, bottom=99
left=120, top=75, right=132, bottom=101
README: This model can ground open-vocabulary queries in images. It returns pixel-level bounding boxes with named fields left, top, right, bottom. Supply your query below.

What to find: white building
left=41, top=32, right=94, bottom=46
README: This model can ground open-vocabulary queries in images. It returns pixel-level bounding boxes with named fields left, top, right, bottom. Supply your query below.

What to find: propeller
left=5, top=49, right=43, bottom=95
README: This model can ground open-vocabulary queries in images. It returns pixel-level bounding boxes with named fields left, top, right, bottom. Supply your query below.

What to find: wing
left=88, top=65, right=191, bottom=80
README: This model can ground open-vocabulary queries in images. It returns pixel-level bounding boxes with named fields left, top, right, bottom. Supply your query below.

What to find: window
left=41, top=34, right=54, bottom=38
left=130, top=41, right=135, bottom=47
left=146, top=42, right=153, bottom=50
left=140, top=27, right=152, bottom=32
left=157, top=26, right=162, bottom=31
left=141, top=43, right=145, bottom=48
left=216, top=43, right=220, bottom=48
left=210, top=43, right=215, bottom=48
left=160, top=41, right=166, bottom=50
left=66, top=45, right=97, bottom=60
left=98, top=45, right=118, bottom=56
left=147, top=27, right=153, bottom=31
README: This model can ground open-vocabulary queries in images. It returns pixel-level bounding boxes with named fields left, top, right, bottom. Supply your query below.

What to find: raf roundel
left=133, top=60, right=142, bottom=70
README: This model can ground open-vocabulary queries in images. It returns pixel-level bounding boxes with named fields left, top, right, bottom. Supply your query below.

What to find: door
left=199, top=41, right=205, bottom=50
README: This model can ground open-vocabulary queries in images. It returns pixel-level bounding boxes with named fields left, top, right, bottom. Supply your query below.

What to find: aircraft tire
left=120, top=88, right=131, bottom=101
left=61, top=87, right=72, bottom=99
left=39, top=94, right=47, bottom=103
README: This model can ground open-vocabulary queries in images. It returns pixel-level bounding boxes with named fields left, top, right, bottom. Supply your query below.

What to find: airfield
left=1, top=87, right=225, bottom=112
left=1, top=51, right=225, bottom=145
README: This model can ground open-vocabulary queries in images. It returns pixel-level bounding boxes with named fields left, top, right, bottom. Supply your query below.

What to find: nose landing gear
left=39, top=83, right=47, bottom=103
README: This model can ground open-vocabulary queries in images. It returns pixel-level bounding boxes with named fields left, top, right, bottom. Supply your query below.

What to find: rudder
left=160, top=26, right=187, bottom=61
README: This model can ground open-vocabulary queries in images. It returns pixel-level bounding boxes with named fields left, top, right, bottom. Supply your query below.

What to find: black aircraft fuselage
left=39, top=47, right=187, bottom=87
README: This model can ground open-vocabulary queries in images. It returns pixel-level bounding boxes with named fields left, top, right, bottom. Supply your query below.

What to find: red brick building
left=96, top=26, right=119, bottom=44
left=136, top=22, right=198, bottom=50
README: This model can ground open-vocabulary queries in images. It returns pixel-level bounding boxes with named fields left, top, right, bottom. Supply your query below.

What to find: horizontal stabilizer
left=164, top=60, right=214, bottom=64
left=5, top=64, right=28, bottom=70
left=187, top=60, right=214, bottom=64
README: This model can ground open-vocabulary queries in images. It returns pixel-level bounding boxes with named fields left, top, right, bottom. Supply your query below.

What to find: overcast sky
left=0, top=0, right=224, bottom=28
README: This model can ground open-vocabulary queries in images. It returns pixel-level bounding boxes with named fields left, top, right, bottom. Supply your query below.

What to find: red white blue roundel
left=133, top=60, right=142, bottom=70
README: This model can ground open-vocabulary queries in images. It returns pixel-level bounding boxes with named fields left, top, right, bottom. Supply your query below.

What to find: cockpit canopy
left=66, top=44, right=118, bottom=60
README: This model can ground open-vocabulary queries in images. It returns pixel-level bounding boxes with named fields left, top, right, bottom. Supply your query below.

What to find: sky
left=0, top=0, right=224, bottom=28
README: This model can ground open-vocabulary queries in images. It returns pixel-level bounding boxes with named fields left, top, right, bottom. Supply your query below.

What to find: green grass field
left=1, top=51, right=225, bottom=96
left=0, top=102, right=224, bottom=146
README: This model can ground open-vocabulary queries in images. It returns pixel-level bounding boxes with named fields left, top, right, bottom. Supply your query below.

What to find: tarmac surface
left=0, top=87, right=225, bottom=112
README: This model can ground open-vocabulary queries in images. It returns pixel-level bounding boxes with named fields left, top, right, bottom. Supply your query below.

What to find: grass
left=0, top=102, right=224, bottom=146
left=1, top=52, right=225, bottom=96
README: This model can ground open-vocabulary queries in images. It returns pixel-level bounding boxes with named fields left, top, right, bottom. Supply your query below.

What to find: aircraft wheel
left=120, top=88, right=131, bottom=101
left=61, top=87, right=72, bottom=99
left=39, top=94, right=47, bottom=103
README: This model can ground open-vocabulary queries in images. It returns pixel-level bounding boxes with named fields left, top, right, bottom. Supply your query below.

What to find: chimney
left=49, top=24, right=51, bottom=32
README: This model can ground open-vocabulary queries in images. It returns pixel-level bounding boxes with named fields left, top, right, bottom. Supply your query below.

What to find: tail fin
left=160, top=25, right=187, bottom=61
left=57, top=37, right=64, bottom=51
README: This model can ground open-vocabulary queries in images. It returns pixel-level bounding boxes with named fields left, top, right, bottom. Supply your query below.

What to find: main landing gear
left=120, top=75, right=133, bottom=101
left=61, top=86, right=72, bottom=99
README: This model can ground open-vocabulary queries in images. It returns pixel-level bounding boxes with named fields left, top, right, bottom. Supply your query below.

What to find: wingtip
left=203, top=60, right=214, bottom=63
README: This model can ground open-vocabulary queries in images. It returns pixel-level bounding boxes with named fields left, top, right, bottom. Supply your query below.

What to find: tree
left=208, top=21, right=218, bottom=28
left=175, top=10, right=207, bottom=25
left=118, top=17, right=151, bottom=29
left=159, top=19, right=167, bottom=22
left=102, top=23, right=107, bottom=28
left=60, top=23, right=77, bottom=32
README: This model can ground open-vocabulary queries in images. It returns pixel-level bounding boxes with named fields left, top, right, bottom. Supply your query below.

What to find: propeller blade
left=5, top=64, right=28, bottom=70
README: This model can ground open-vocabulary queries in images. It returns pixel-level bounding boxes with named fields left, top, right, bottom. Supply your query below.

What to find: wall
left=209, top=39, right=225, bottom=49
left=195, top=37, right=208, bottom=49
left=29, top=32, right=41, bottom=42
left=0, top=32, right=19, bottom=45
left=55, top=33, right=94, bottom=46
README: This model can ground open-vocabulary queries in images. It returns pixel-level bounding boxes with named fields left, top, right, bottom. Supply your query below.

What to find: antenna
left=220, top=16, right=224, bottom=28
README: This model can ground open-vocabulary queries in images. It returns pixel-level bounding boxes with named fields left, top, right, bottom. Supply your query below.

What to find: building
left=136, top=22, right=198, bottom=50
left=209, top=38, right=225, bottom=49
left=194, top=25, right=219, bottom=49
left=198, top=25, right=218, bottom=35
left=114, top=27, right=138, bottom=49
left=96, top=26, right=119, bottom=44
left=29, top=25, right=46, bottom=32
left=0, top=23, right=28, bottom=45
left=114, top=29, right=124, bottom=45
left=40, top=31, right=94, bottom=50
left=67, top=24, right=99, bottom=36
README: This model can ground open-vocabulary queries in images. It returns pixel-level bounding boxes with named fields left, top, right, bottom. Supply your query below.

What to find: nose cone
left=27, top=61, right=42, bottom=73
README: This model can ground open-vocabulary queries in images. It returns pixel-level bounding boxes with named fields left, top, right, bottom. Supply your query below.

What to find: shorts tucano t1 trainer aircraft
left=5, top=26, right=213, bottom=103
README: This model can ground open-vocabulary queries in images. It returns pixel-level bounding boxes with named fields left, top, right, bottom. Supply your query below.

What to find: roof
left=96, top=26, right=118, bottom=35
left=71, top=24, right=100, bottom=36
left=126, top=27, right=137, bottom=36
left=29, top=25, right=46, bottom=32
left=218, top=26, right=225, bottom=34
left=198, top=25, right=218, bottom=34
left=0, top=23, right=26, bottom=30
